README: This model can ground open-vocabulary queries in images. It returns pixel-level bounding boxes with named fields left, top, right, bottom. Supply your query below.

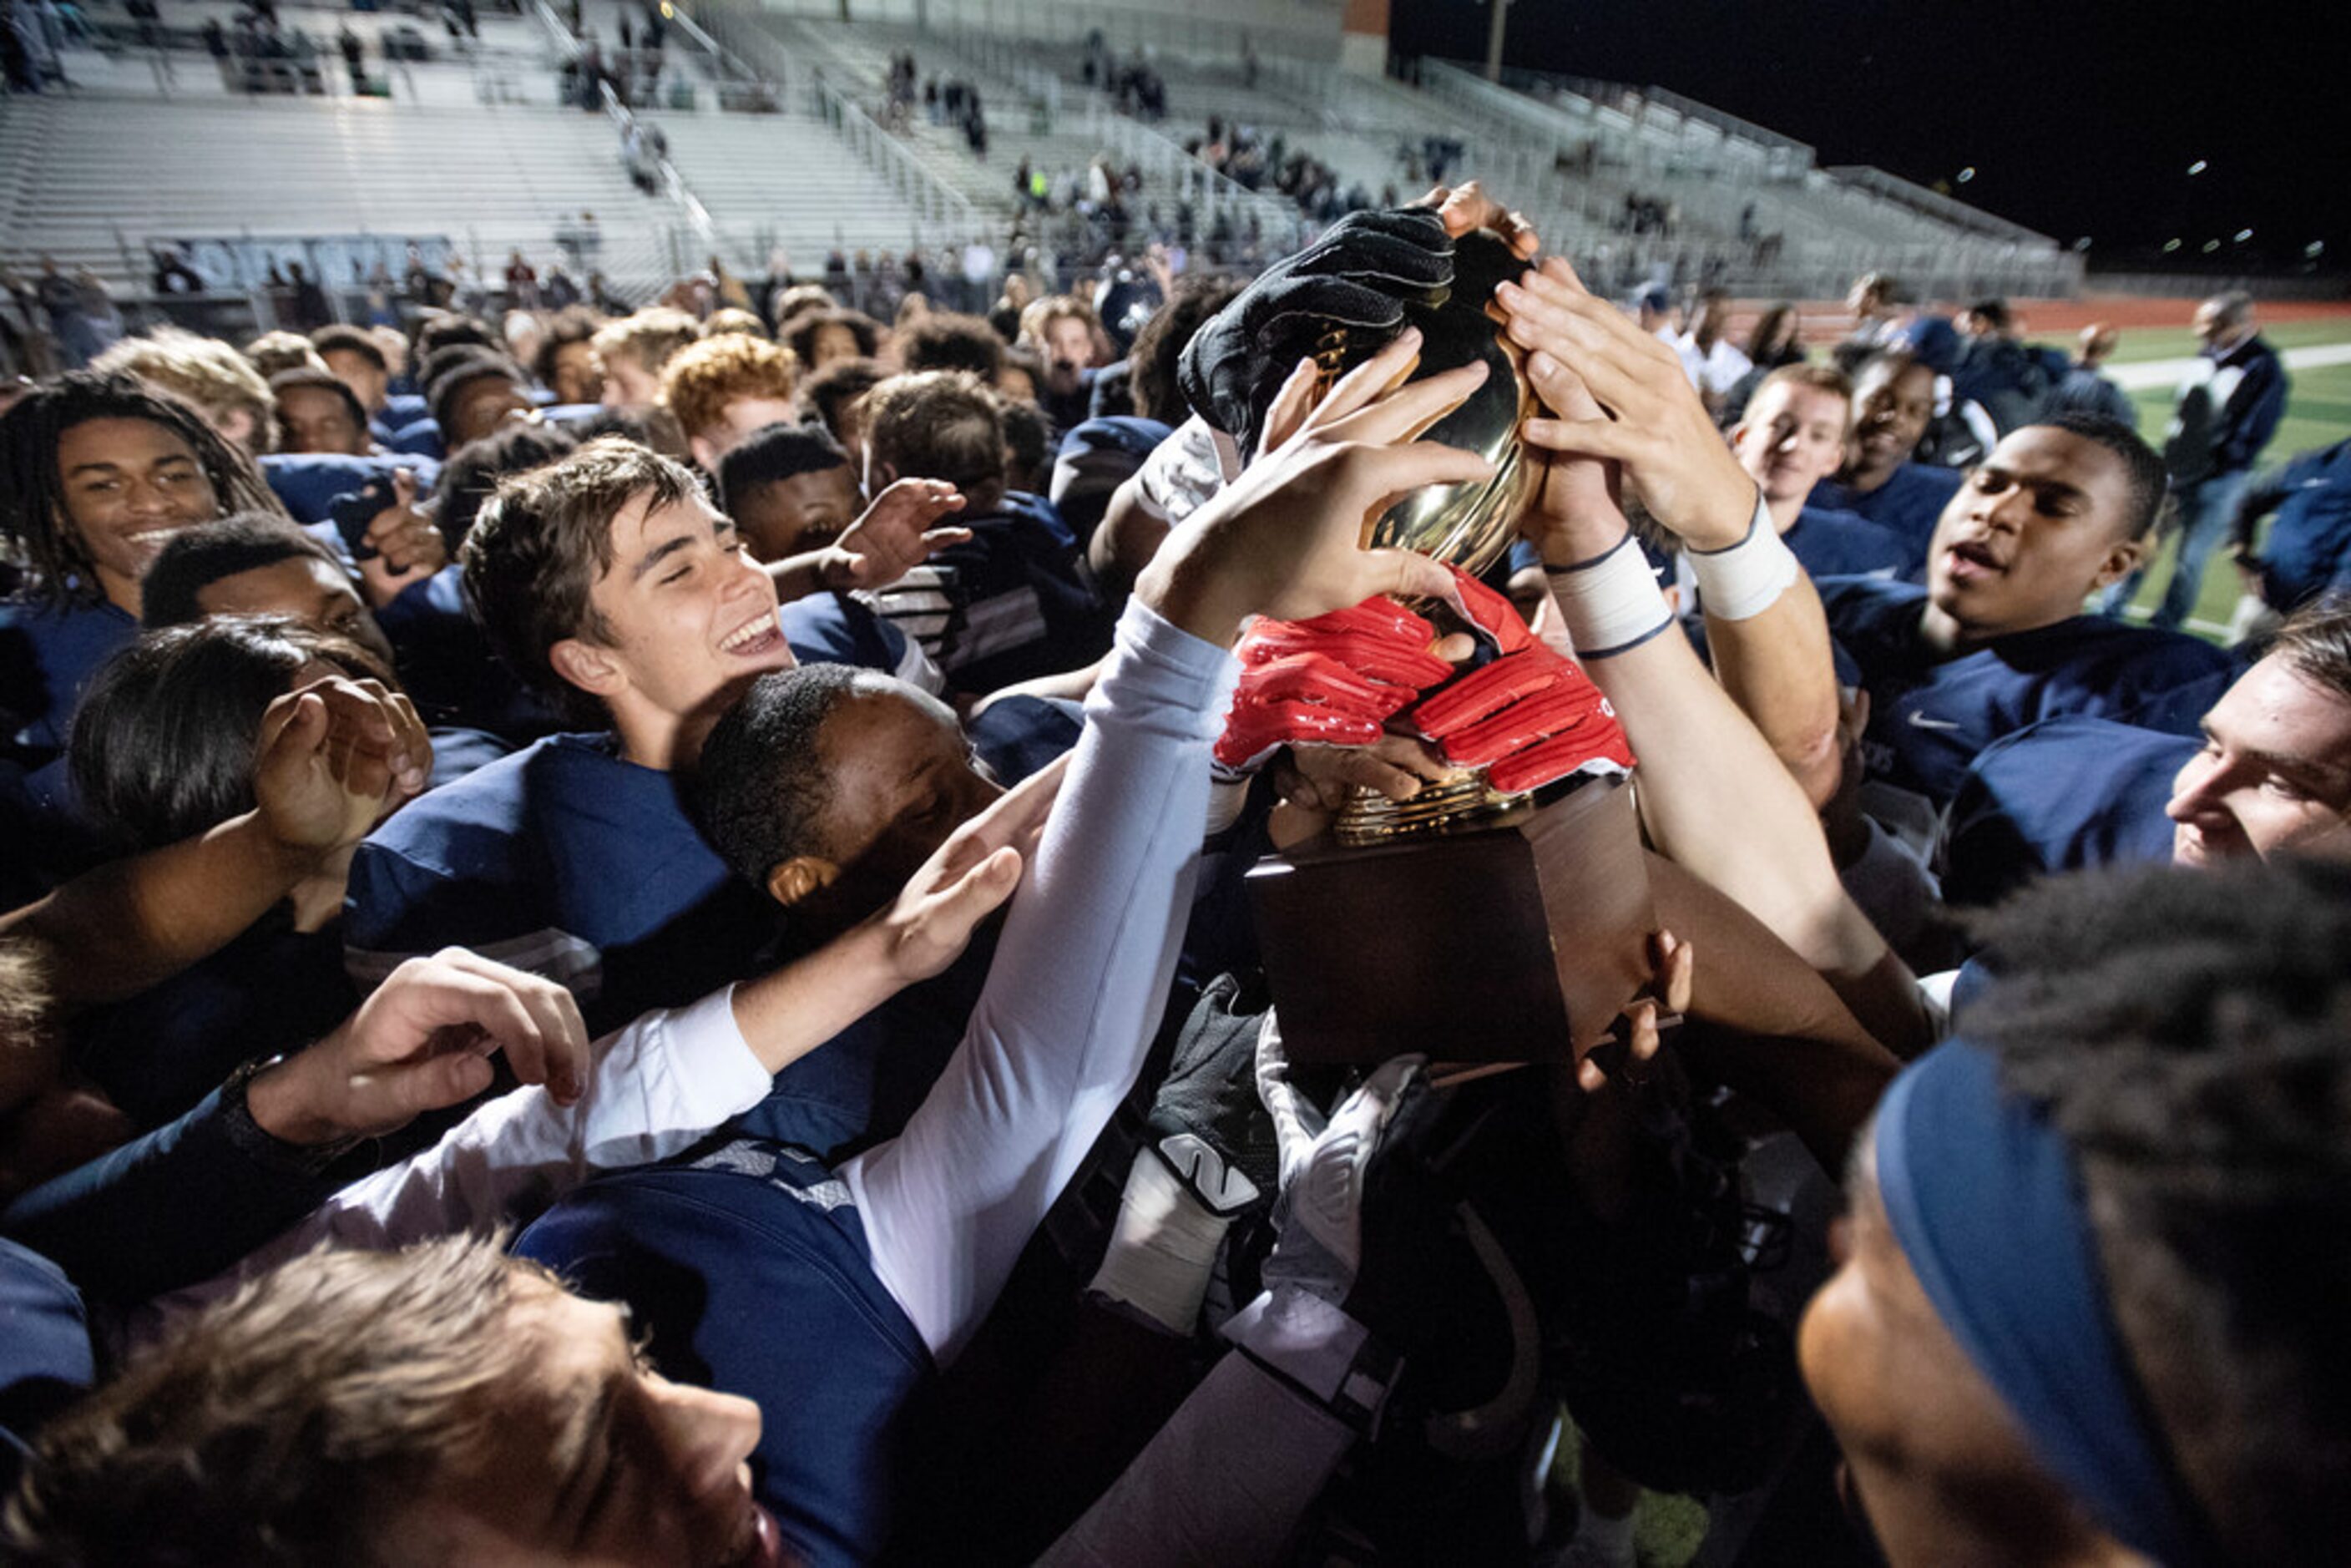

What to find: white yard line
left=2107, top=341, right=2351, bottom=391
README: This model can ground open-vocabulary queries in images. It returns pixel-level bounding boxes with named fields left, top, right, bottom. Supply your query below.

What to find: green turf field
left=2023, top=317, right=2351, bottom=638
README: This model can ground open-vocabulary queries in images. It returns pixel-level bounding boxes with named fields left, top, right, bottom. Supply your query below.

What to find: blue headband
left=1874, top=1040, right=2213, bottom=1566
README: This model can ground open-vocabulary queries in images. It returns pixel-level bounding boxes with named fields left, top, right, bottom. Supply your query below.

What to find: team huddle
left=0, top=182, right=2343, bottom=1567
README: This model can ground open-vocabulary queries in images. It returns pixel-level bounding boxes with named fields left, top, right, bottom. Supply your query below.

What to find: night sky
left=1389, top=0, right=2347, bottom=276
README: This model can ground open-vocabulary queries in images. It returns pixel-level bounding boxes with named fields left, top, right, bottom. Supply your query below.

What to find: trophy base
left=1246, top=773, right=1654, bottom=1066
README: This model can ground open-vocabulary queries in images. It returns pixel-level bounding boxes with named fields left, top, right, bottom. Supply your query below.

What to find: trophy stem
left=1332, top=771, right=1531, bottom=847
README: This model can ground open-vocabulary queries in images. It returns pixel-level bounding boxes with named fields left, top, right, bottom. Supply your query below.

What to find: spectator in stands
left=591, top=306, right=699, bottom=414
left=268, top=368, right=374, bottom=458
left=284, top=263, right=330, bottom=332
left=1729, top=367, right=1909, bottom=581
left=90, top=327, right=275, bottom=456
left=1812, top=349, right=1968, bottom=575
left=657, top=332, right=800, bottom=475
left=529, top=306, right=604, bottom=407
left=0, top=372, right=283, bottom=759
left=2228, top=438, right=2351, bottom=626
left=309, top=324, right=392, bottom=424
left=2049, top=321, right=2136, bottom=428
left=502, top=250, right=538, bottom=311
left=798, top=357, right=883, bottom=475
left=1021, top=296, right=1104, bottom=432
left=2102, top=291, right=2289, bottom=631
left=782, top=308, right=880, bottom=374
left=898, top=311, right=1004, bottom=382
left=862, top=370, right=1106, bottom=691
left=426, top=352, right=533, bottom=451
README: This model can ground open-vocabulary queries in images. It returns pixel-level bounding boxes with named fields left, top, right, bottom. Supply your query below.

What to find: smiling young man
left=1728, top=366, right=1909, bottom=584
left=1942, top=599, right=2351, bottom=903
left=341, top=438, right=950, bottom=1034
left=1816, top=414, right=2237, bottom=839
left=1809, top=350, right=1967, bottom=576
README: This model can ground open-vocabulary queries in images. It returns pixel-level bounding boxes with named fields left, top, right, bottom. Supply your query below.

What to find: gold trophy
left=1246, top=230, right=1656, bottom=1066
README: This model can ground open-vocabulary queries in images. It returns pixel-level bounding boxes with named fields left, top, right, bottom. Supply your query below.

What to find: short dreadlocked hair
left=1963, top=856, right=2351, bottom=1567
left=0, top=372, right=281, bottom=611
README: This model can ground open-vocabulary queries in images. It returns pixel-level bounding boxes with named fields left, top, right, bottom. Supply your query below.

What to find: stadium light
left=2187, top=159, right=2209, bottom=175
left=2074, top=236, right=2092, bottom=251
left=2309, top=241, right=2328, bottom=259
left=2235, top=228, right=2254, bottom=243
left=1956, top=166, right=1975, bottom=184
left=2163, top=238, right=2182, bottom=253
left=2202, top=240, right=2222, bottom=254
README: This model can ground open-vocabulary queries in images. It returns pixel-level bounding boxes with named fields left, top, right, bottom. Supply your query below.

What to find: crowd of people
left=0, top=180, right=2344, bottom=1568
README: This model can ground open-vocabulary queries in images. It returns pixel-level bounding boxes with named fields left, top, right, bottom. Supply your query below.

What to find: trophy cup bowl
left=1246, top=228, right=1656, bottom=1066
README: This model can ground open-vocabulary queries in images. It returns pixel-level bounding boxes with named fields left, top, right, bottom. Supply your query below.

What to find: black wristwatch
left=217, top=1053, right=361, bottom=1175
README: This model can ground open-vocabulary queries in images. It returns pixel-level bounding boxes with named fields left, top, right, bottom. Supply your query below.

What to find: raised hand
left=250, top=675, right=432, bottom=861
left=1139, top=347, right=1497, bottom=645
left=245, top=948, right=591, bottom=1146
left=824, top=477, right=972, bottom=592
left=866, top=753, right=1069, bottom=984
left=1494, top=255, right=1757, bottom=549
left=357, top=468, right=449, bottom=602
left=1408, top=179, right=1541, bottom=260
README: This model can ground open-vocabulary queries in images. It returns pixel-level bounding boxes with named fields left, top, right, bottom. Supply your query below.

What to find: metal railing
left=1824, top=164, right=2060, bottom=248
left=804, top=72, right=988, bottom=240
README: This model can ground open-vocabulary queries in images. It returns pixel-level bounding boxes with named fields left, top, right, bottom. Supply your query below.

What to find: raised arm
left=0, top=678, right=428, bottom=1119
left=848, top=342, right=1496, bottom=1363
left=1495, top=259, right=1930, bottom=1055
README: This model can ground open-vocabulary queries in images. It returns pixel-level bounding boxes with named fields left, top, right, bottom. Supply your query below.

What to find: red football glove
left=1412, top=645, right=1635, bottom=796
left=1437, top=562, right=1533, bottom=655
left=1216, top=599, right=1456, bottom=777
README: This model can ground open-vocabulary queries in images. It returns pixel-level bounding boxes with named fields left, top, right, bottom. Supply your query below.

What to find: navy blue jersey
left=1821, top=577, right=2237, bottom=820
left=259, top=452, right=442, bottom=527
left=779, top=589, right=933, bottom=689
left=0, top=1239, right=91, bottom=1491
left=1812, top=463, right=1964, bottom=578
left=343, top=731, right=770, bottom=1035
left=2246, top=438, right=2351, bottom=613
left=0, top=598, right=135, bottom=763
left=1781, top=505, right=1910, bottom=582
left=1941, top=716, right=2193, bottom=908
left=922, top=492, right=1111, bottom=695
left=513, top=1137, right=932, bottom=1568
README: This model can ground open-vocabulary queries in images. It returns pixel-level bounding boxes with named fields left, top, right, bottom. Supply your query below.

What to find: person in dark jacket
left=2101, top=291, right=2289, bottom=630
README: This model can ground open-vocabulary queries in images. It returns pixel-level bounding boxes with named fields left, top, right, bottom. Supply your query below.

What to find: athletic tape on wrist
left=1688, top=492, right=1800, bottom=621
left=1545, top=533, right=1675, bottom=660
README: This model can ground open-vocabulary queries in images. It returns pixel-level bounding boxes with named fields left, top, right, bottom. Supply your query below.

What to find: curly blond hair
left=657, top=332, right=800, bottom=443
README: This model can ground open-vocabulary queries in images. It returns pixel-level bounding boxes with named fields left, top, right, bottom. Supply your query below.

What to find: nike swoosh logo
left=1908, top=711, right=1964, bottom=731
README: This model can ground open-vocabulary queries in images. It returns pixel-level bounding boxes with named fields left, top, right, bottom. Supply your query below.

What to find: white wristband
left=1545, top=533, right=1675, bottom=660
left=1688, top=492, right=1800, bottom=621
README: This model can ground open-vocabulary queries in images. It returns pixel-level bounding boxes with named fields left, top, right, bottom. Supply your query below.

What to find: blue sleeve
left=2222, top=354, right=2288, bottom=471
left=2, top=1087, right=381, bottom=1304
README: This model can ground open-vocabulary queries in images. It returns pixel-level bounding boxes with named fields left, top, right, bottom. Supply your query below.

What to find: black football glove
left=1177, top=207, right=1454, bottom=457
